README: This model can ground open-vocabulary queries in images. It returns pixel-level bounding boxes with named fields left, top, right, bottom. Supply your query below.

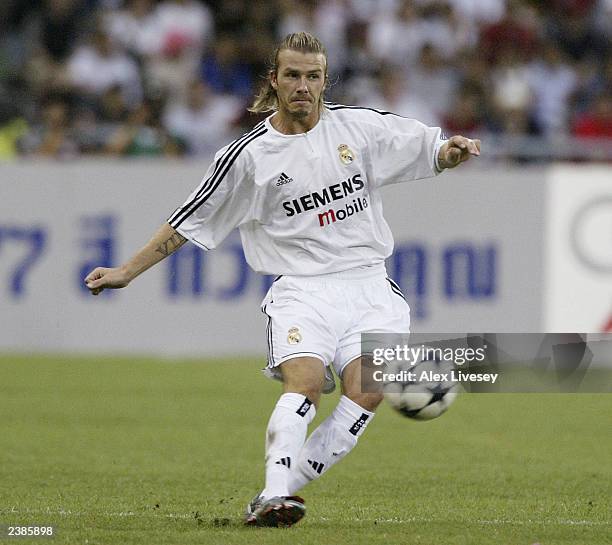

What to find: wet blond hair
left=248, top=32, right=328, bottom=114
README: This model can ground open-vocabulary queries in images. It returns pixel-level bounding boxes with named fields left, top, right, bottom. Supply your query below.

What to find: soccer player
left=84, top=32, right=481, bottom=527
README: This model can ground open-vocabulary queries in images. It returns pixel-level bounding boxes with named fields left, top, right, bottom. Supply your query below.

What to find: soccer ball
left=382, top=357, right=459, bottom=420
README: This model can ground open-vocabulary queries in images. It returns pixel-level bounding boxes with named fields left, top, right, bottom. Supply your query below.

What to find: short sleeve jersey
left=168, top=104, right=446, bottom=276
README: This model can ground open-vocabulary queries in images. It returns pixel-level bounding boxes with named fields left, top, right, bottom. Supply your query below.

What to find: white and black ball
left=383, top=357, right=459, bottom=420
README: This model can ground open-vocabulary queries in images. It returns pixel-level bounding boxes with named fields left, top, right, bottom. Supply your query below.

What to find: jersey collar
left=265, top=112, right=324, bottom=138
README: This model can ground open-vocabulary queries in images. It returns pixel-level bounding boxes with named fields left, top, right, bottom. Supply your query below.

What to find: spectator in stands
left=572, top=57, right=606, bottom=114
left=417, top=2, right=478, bottom=61
left=574, top=55, right=612, bottom=117
left=67, top=27, right=142, bottom=108
left=594, top=0, right=612, bottom=37
left=246, top=0, right=279, bottom=40
left=367, top=0, right=427, bottom=68
left=573, top=91, right=612, bottom=138
left=103, top=0, right=158, bottom=58
left=143, top=0, right=214, bottom=101
left=546, top=0, right=608, bottom=62
left=362, top=65, right=441, bottom=127
left=455, top=49, right=489, bottom=102
left=21, top=0, right=88, bottom=99
left=41, top=0, right=86, bottom=63
left=0, top=101, right=29, bottom=160
left=3, top=0, right=612, bottom=161
left=72, top=85, right=131, bottom=154
left=443, top=86, right=484, bottom=134
left=276, top=0, right=316, bottom=40
left=19, top=93, right=79, bottom=158
left=407, top=44, right=458, bottom=121
left=490, top=46, right=533, bottom=133
left=211, top=0, right=252, bottom=35
left=239, top=4, right=278, bottom=88
left=480, top=0, right=541, bottom=65
left=151, top=0, right=214, bottom=57
left=105, top=97, right=181, bottom=157
left=201, top=34, right=252, bottom=98
left=338, top=20, right=374, bottom=102
left=526, top=44, right=578, bottom=135
left=277, top=0, right=349, bottom=75
left=162, top=79, right=242, bottom=156
left=446, top=0, right=506, bottom=26
left=97, top=84, right=131, bottom=125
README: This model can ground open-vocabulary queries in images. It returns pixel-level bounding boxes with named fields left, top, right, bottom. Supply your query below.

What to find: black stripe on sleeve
left=326, top=103, right=404, bottom=118
left=168, top=124, right=263, bottom=226
left=169, top=123, right=266, bottom=228
left=169, top=121, right=265, bottom=224
left=171, top=126, right=267, bottom=228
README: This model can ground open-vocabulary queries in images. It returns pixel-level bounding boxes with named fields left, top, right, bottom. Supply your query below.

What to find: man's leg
left=246, top=357, right=324, bottom=526
left=261, top=357, right=324, bottom=499
left=287, top=356, right=384, bottom=494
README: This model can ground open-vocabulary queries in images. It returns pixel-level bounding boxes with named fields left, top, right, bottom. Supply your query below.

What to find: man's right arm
left=84, top=222, right=187, bottom=295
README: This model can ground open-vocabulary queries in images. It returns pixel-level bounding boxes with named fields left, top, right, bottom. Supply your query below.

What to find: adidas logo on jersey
left=276, top=172, right=294, bottom=186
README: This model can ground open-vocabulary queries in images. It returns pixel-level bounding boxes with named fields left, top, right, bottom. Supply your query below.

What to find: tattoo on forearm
left=155, top=233, right=187, bottom=256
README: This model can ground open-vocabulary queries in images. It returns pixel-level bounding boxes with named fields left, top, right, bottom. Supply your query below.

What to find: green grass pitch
left=1, top=355, right=610, bottom=545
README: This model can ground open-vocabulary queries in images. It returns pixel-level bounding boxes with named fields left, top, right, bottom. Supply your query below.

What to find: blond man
left=85, top=32, right=480, bottom=528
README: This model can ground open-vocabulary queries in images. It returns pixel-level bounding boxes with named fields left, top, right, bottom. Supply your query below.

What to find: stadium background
left=1, top=1, right=611, bottom=544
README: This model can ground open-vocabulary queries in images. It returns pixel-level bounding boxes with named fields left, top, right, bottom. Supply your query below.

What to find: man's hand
left=85, top=266, right=131, bottom=296
left=83, top=224, right=187, bottom=296
left=438, top=135, right=481, bottom=170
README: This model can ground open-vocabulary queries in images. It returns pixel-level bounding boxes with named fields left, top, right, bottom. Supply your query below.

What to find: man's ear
left=270, top=70, right=278, bottom=90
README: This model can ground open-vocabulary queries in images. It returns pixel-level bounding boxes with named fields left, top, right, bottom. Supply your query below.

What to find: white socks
left=261, top=393, right=316, bottom=499
left=287, top=395, right=374, bottom=495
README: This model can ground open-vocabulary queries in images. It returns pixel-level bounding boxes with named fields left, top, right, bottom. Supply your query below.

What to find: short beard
left=289, top=100, right=318, bottom=119
left=291, top=108, right=310, bottom=119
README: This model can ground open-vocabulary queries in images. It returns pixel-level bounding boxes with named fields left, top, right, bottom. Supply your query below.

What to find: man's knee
left=280, top=357, right=326, bottom=407
left=285, top=384, right=323, bottom=407
left=344, top=391, right=384, bottom=412
left=341, top=356, right=385, bottom=412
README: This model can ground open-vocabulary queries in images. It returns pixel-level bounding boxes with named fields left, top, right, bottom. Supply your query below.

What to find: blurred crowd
left=0, top=0, right=610, bottom=160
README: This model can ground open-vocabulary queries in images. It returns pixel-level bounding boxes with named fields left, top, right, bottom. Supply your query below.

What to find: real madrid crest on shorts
left=338, top=144, right=354, bottom=165
left=287, top=327, right=302, bottom=345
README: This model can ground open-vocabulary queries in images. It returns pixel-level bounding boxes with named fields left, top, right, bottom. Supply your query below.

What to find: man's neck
left=270, top=109, right=320, bottom=135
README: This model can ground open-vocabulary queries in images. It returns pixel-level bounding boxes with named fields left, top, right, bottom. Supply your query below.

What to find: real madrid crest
left=287, top=327, right=302, bottom=345
left=338, top=144, right=354, bottom=165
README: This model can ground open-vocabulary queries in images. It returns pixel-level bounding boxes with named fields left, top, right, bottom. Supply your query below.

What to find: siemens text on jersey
left=282, top=173, right=369, bottom=227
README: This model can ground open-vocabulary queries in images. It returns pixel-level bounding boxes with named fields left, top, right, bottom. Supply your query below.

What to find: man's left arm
left=437, top=135, right=481, bottom=170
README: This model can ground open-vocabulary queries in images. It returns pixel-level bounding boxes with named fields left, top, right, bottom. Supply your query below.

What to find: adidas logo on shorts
left=276, top=172, right=294, bottom=186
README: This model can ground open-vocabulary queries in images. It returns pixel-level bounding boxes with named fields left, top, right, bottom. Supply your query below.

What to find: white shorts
left=260, top=263, right=411, bottom=382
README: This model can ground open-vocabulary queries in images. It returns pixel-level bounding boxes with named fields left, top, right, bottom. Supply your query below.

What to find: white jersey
left=168, top=104, right=446, bottom=276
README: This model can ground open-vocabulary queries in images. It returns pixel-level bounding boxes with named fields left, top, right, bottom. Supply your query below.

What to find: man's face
left=271, top=49, right=326, bottom=119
